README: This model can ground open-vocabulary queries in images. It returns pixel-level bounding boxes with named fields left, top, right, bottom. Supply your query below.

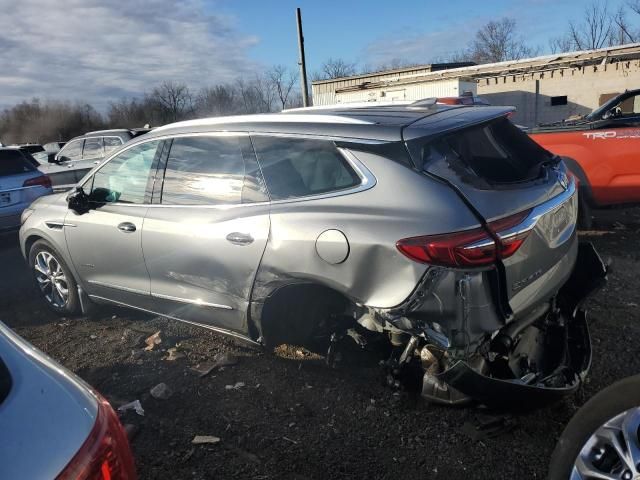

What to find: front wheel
left=29, top=240, right=80, bottom=315
left=548, top=374, right=640, bottom=480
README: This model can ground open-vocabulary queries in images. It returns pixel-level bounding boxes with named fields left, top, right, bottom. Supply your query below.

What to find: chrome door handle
left=226, top=232, right=254, bottom=245
left=117, top=222, right=136, bottom=233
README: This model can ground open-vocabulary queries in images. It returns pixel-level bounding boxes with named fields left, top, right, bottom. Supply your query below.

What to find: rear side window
left=83, top=137, right=103, bottom=159
left=251, top=136, right=361, bottom=200
left=59, top=139, right=83, bottom=161
left=161, top=136, right=246, bottom=205
left=104, top=137, right=123, bottom=154
left=0, top=150, right=34, bottom=175
left=424, top=117, right=553, bottom=184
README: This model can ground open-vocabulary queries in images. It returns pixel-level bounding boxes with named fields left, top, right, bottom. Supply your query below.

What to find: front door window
left=87, top=140, right=160, bottom=204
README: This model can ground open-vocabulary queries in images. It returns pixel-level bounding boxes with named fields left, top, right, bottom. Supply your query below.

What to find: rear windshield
left=422, top=117, right=553, bottom=184
left=0, top=150, right=35, bottom=176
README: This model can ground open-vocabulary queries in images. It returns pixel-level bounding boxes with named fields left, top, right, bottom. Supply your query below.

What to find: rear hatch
left=404, top=108, right=578, bottom=319
left=0, top=150, right=40, bottom=209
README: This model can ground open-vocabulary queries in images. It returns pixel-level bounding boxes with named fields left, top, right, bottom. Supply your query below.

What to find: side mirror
left=67, top=187, right=90, bottom=214
left=53, top=155, right=69, bottom=164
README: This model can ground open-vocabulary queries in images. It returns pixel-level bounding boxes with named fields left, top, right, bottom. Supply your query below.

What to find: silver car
left=0, top=148, right=53, bottom=234
left=0, top=321, right=136, bottom=478
left=19, top=103, right=606, bottom=406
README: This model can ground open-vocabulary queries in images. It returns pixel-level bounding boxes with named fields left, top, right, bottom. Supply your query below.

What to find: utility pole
left=296, top=7, right=310, bottom=107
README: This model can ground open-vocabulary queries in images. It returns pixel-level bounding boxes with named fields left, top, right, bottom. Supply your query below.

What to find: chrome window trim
left=87, top=294, right=258, bottom=345
left=150, top=292, right=233, bottom=311
left=79, top=132, right=377, bottom=209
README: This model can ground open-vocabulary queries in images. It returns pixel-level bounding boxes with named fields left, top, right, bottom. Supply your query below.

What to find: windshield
left=586, top=93, right=628, bottom=121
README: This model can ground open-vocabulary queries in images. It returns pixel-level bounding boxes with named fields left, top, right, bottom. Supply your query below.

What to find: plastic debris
left=192, top=435, right=221, bottom=445
left=225, top=382, right=245, bottom=390
left=192, top=352, right=238, bottom=378
left=117, top=400, right=145, bottom=416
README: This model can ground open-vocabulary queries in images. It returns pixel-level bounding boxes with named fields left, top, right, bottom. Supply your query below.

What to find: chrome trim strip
left=87, top=280, right=149, bottom=296
left=0, top=185, right=47, bottom=193
left=88, top=294, right=259, bottom=345
left=150, top=292, right=233, bottom=310
left=495, top=177, right=577, bottom=241
left=45, top=221, right=77, bottom=229
left=90, top=140, right=376, bottom=209
left=464, top=177, right=577, bottom=250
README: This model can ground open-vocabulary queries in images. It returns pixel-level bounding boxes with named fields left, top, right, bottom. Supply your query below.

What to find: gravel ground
left=2, top=208, right=640, bottom=480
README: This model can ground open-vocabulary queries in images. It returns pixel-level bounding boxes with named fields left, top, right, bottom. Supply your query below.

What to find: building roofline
left=312, top=42, right=640, bottom=87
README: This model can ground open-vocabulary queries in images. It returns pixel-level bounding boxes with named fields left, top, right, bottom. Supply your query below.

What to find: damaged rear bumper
left=425, top=242, right=606, bottom=408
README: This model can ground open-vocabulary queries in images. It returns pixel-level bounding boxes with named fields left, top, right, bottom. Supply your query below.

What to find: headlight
left=20, top=208, right=35, bottom=225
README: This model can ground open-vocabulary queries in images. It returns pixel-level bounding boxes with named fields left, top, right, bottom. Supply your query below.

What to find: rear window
left=251, top=136, right=361, bottom=200
left=0, top=150, right=34, bottom=176
left=424, top=117, right=553, bottom=184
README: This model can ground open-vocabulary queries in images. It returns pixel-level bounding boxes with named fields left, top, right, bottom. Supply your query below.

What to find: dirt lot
left=2, top=208, right=640, bottom=480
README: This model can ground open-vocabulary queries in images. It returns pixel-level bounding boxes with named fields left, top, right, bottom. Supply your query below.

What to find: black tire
left=577, top=189, right=593, bottom=230
left=28, top=239, right=80, bottom=315
left=548, top=374, right=640, bottom=480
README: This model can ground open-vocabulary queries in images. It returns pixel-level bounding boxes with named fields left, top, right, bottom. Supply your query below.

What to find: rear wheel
left=29, top=240, right=80, bottom=315
left=548, top=375, right=640, bottom=480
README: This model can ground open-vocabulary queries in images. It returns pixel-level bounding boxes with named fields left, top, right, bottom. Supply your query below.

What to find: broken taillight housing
left=396, top=209, right=532, bottom=268
left=57, top=395, right=136, bottom=480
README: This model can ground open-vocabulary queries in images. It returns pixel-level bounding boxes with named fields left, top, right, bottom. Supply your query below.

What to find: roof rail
left=409, top=98, right=438, bottom=108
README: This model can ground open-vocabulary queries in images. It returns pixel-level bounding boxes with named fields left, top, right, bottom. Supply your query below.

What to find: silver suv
left=19, top=103, right=606, bottom=406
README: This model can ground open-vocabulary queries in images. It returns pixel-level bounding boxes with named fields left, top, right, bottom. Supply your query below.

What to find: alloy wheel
left=34, top=251, right=69, bottom=308
left=572, top=408, right=640, bottom=480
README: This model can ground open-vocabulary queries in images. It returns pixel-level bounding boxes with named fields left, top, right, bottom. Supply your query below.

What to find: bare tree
left=612, top=6, right=638, bottom=43
left=312, top=58, right=357, bottom=80
left=549, top=34, right=575, bottom=54
left=268, top=65, right=298, bottom=110
left=149, top=81, right=193, bottom=123
left=195, top=85, right=237, bottom=117
left=469, top=18, right=535, bottom=63
left=569, top=1, right=614, bottom=50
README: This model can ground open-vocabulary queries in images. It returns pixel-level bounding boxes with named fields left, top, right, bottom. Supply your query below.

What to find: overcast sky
left=0, top=0, right=633, bottom=109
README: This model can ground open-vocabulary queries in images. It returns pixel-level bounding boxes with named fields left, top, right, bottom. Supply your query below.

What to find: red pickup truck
left=529, top=89, right=640, bottom=228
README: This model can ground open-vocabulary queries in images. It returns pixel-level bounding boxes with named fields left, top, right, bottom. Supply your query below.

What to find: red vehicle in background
left=436, top=94, right=491, bottom=106
left=529, top=89, right=640, bottom=228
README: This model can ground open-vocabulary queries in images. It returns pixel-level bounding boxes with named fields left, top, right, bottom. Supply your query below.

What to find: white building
left=311, top=43, right=640, bottom=127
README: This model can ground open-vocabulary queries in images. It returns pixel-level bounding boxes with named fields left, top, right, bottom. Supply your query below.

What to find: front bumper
left=428, top=242, right=606, bottom=408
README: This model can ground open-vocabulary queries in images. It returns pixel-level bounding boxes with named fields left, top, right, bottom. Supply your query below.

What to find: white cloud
left=0, top=0, right=259, bottom=109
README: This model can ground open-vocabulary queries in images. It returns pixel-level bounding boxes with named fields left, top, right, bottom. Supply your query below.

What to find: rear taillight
left=396, top=209, right=533, bottom=268
left=57, top=395, right=136, bottom=480
left=23, top=175, right=52, bottom=188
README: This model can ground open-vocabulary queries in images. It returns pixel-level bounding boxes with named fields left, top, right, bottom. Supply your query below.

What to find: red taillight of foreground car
left=23, top=175, right=52, bottom=189
left=57, top=396, right=136, bottom=480
left=396, top=209, right=533, bottom=268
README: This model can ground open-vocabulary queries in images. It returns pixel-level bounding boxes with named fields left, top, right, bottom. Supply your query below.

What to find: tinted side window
left=104, top=136, right=123, bottom=154
left=83, top=137, right=103, bottom=159
left=161, top=136, right=245, bottom=205
left=0, top=150, right=34, bottom=175
left=251, top=137, right=360, bottom=200
left=89, top=140, right=160, bottom=204
left=59, top=139, right=83, bottom=160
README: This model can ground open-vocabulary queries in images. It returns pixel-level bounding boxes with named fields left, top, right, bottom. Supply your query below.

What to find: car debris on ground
left=192, top=435, right=221, bottom=445
left=150, top=382, right=173, bottom=400
left=117, top=399, right=145, bottom=416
